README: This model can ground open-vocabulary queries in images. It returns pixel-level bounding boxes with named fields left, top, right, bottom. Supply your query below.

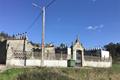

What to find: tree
left=0, top=32, right=13, bottom=39
left=104, top=42, right=120, bottom=62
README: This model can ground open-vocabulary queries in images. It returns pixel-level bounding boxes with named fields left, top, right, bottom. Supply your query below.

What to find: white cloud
left=87, top=26, right=96, bottom=30
left=87, top=24, right=104, bottom=31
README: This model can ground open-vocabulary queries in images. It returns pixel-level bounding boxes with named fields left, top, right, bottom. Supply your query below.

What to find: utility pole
left=32, top=0, right=56, bottom=66
left=41, top=6, right=45, bottom=66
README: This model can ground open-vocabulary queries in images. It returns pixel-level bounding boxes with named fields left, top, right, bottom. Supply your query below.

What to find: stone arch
left=71, top=37, right=84, bottom=67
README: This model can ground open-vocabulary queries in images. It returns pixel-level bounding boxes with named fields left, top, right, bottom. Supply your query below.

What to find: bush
left=16, top=71, right=75, bottom=80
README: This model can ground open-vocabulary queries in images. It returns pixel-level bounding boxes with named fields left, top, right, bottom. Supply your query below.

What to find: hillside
left=0, top=64, right=120, bottom=80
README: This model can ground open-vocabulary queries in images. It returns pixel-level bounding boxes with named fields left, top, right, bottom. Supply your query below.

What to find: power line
left=17, top=0, right=57, bottom=67
left=24, top=12, right=42, bottom=33
left=24, top=0, right=57, bottom=34
left=46, top=0, right=57, bottom=8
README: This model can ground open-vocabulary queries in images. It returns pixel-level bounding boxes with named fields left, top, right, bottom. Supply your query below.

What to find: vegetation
left=0, top=64, right=120, bottom=80
left=0, top=32, right=13, bottom=40
left=104, top=42, right=120, bottom=63
left=0, top=68, right=24, bottom=80
left=16, top=68, right=74, bottom=80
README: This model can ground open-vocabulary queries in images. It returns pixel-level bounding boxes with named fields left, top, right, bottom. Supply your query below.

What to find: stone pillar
left=73, top=50, right=76, bottom=60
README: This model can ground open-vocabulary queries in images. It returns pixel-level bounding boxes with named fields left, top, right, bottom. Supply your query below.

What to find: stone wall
left=6, top=39, right=33, bottom=66
left=5, top=39, right=112, bottom=68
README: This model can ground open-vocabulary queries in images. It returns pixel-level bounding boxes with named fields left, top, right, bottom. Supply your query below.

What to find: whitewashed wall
left=7, top=59, right=25, bottom=66
left=101, top=50, right=110, bottom=58
left=26, top=60, right=41, bottom=66
left=44, top=60, right=67, bottom=67
left=83, top=61, right=112, bottom=68
left=67, top=48, right=71, bottom=59
left=7, top=59, right=112, bottom=68
left=7, top=59, right=67, bottom=67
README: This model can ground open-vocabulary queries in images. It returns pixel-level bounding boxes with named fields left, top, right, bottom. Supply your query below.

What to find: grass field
left=0, top=64, right=120, bottom=80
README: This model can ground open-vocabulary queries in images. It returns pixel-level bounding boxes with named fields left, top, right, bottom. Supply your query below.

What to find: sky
left=0, top=0, right=120, bottom=48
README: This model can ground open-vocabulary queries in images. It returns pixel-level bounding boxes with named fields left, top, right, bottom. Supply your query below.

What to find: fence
left=84, top=55, right=112, bottom=62
left=13, top=50, right=67, bottom=60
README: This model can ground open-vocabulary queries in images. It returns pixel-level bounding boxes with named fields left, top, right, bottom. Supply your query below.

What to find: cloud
left=87, top=24, right=104, bottom=31
left=87, top=26, right=95, bottom=30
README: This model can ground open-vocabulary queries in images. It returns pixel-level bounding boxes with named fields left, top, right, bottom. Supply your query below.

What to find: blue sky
left=0, top=0, right=120, bottom=48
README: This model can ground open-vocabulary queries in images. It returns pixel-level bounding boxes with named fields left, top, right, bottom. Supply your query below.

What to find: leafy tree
left=0, top=32, right=13, bottom=39
left=104, top=42, right=120, bottom=63
left=60, top=43, right=67, bottom=49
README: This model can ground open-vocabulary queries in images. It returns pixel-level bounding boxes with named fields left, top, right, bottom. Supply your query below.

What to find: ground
left=0, top=64, right=120, bottom=80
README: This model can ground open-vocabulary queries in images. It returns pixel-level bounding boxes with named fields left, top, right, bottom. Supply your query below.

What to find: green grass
left=111, top=63, right=120, bottom=73
left=0, top=64, right=120, bottom=80
left=0, top=68, right=24, bottom=80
